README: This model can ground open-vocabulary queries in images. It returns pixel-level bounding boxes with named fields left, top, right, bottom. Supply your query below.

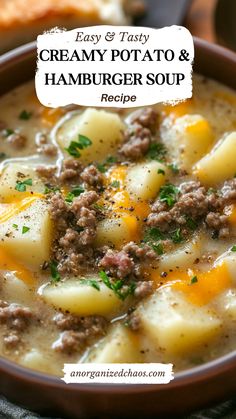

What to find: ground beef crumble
left=7, top=133, right=27, bottom=149
left=59, top=158, right=83, bottom=183
left=80, top=164, right=104, bottom=190
left=53, top=312, right=107, bottom=354
left=99, top=241, right=156, bottom=281
left=38, top=143, right=58, bottom=157
left=49, top=191, right=99, bottom=275
left=36, top=166, right=57, bottom=183
left=119, top=108, right=158, bottom=159
left=0, top=300, right=34, bottom=348
left=147, top=180, right=232, bottom=238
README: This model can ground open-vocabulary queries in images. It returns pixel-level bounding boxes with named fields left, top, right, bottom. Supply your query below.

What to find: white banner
left=62, top=363, right=174, bottom=384
left=36, top=25, right=194, bottom=108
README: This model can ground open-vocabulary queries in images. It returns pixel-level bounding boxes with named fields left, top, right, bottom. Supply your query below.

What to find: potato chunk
left=216, top=289, right=236, bottom=320
left=194, top=132, right=236, bottom=185
left=164, top=114, right=214, bottom=171
left=2, top=273, right=32, bottom=305
left=21, top=349, right=59, bottom=375
left=126, top=161, right=168, bottom=200
left=0, top=164, right=44, bottom=202
left=95, top=215, right=138, bottom=248
left=138, top=287, right=221, bottom=354
left=86, top=324, right=142, bottom=363
left=57, top=108, right=125, bottom=163
left=0, top=199, right=51, bottom=268
left=42, top=278, right=122, bottom=317
left=156, top=235, right=202, bottom=273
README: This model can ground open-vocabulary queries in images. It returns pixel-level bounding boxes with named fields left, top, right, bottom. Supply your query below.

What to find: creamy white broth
left=0, top=75, right=236, bottom=375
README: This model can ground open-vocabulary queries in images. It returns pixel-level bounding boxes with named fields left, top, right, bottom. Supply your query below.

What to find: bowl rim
left=1, top=37, right=236, bottom=394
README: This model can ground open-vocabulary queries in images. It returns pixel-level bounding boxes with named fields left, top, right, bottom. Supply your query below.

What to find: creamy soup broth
left=0, top=75, right=236, bottom=374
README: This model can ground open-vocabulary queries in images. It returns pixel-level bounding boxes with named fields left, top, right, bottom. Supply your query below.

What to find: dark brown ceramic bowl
left=1, top=39, right=236, bottom=419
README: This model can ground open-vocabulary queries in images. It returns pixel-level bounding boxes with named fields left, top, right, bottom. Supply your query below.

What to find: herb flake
left=110, top=180, right=120, bottom=188
left=143, top=227, right=164, bottom=243
left=80, top=279, right=100, bottom=291
left=19, top=110, right=32, bottom=120
left=15, top=178, right=32, bottom=192
left=97, top=163, right=106, bottom=173
left=159, top=183, right=179, bottom=207
left=151, top=242, right=164, bottom=255
left=50, top=261, right=61, bottom=282
left=65, top=186, right=84, bottom=203
left=171, top=228, right=183, bottom=244
left=106, top=156, right=117, bottom=164
left=99, top=270, right=135, bottom=301
left=4, top=129, right=14, bottom=137
left=190, top=275, right=198, bottom=285
left=146, top=143, right=167, bottom=162
left=22, top=226, right=30, bottom=234
left=168, top=163, right=179, bottom=174
left=65, top=134, right=92, bottom=158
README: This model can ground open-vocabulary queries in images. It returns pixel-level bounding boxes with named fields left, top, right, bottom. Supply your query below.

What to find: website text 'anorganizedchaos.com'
left=62, top=363, right=174, bottom=384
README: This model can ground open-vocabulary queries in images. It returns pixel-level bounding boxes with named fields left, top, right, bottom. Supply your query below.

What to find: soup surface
left=0, top=75, right=236, bottom=375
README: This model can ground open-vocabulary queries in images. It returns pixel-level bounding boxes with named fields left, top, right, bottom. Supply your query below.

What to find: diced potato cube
left=216, top=289, right=236, bottom=320
left=0, top=164, right=44, bottom=202
left=95, top=215, right=138, bottom=248
left=21, top=349, right=59, bottom=375
left=214, top=250, right=236, bottom=285
left=138, top=287, right=221, bottom=354
left=126, top=161, right=168, bottom=200
left=57, top=108, right=125, bottom=163
left=163, top=114, right=214, bottom=171
left=176, top=114, right=214, bottom=169
left=2, top=273, right=32, bottom=305
left=157, top=235, right=202, bottom=273
left=194, top=132, right=236, bottom=185
left=42, top=278, right=122, bottom=317
left=85, top=324, right=142, bottom=363
left=0, top=199, right=52, bottom=268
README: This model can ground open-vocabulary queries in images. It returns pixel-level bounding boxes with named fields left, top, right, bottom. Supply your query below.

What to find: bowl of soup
left=1, top=39, right=236, bottom=418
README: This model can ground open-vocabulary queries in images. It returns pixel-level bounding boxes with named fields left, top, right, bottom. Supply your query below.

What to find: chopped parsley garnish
left=146, top=143, right=167, bottom=162
left=65, top=134, right=92, bottom=158
left=19, top=110, right=32, bottom=120
left=44, top=185, right=61, bottom=194
left=4, top=128, right=14, bottom=137
left=0, top=152, right=6, bottom=160
left=159, top=184, right=179, bottom=207
left=168, top=163, right=179, bottom=174
left=151, top=242, right=164, bottom=255
left=97, top=163, right=106, bottom=173
left=80, top=279, right=100, bottom=291
left=15, top=178, right=32, bottom=192
left=171, top=228, right=183, bottom=244
left=157, top=168, right=165, bottom=175
left=12, top=224, right=18, bottom=230
left=99, top=270, right=111, bottom=288
left=22, top=226, right=30, bottom=234
left=65, top=186, right=84, bottom=203
left=93, top=203, right=107, bottom=212
left=231, top=245, right=236, bottom=252
left=143, top=227, right=164, bottom=243
left=190, top=275, right=198, bottom=285
left=99, top=270, right=135, bottom=301
left=207, top=187, right=217, bottom=195
left=110, top=180, right=120, bottom=188
left=106, top=156, right=117, bottom=164
left=186, top=216, right=198, bottom=231
left=50, top=261, right=61, bottom=282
